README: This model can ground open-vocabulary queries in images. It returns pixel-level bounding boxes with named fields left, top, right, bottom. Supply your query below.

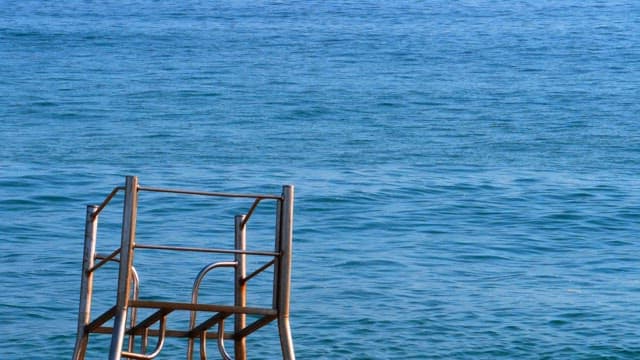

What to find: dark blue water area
left=1, top=1, right=639, bottom=358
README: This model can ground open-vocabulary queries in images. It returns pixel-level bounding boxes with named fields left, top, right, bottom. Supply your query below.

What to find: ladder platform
left=88, top=301, right=278, bottom=338
left=87, top=302, right=277, bottom=331
left=130, top=300, right=279, bottom=316
left=72, top=176, right=296, bottom=360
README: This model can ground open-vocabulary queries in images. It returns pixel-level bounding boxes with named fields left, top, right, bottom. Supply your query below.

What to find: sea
left=1, top=1, right=639, bottom=359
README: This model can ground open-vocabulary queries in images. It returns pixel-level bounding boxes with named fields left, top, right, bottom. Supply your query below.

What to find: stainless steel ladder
left=72, top=176, right=295, bottom=360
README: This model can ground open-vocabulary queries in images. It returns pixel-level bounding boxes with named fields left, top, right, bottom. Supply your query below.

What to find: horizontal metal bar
left=130, top=300, right=278, bottom=316
left=86, top=306, right=117, bottom=333
left=138, top=186, right=282, bottom=200
left=234, top=315, right=278, bottom=339
left=188, top=312, right=231, bottom=337
left=134, top=243, right=279, bottom=257
left=242, top=259, right=276, bottom=284
left=127, top=308, right=174, bottom=335
left=92, top=186, right=125, bottom=218
left=88, top=248, right=122, bottom=273
left=94, top=327, right=238, bottom=340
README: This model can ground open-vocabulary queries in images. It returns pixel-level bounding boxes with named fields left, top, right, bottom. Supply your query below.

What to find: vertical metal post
left=234, top=215, right=247, bottom=360
left=272, top=198, right=282, bottom=311
left=109, top=176, right=139, bottom=360
left=72, top=205, right=99, bottom=360
left=277, top=185, right=295, bottom=360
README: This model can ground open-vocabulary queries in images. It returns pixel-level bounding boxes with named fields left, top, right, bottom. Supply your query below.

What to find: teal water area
left=1, top=1, right=639, bottom=358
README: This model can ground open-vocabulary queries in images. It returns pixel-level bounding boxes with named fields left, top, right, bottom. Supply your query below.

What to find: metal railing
left=72, top=176, right=295, bottom=360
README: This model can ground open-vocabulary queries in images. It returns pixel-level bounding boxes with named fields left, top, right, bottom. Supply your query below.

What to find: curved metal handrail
left=93, top=254, right=141, bottom=353
left=120, top=315, right=167, bottom=360
left=92, top=255, right=140, bottom=301
left=200, top=330, right=208, bottom=360
left=217, top=319, right=232, bottom=360
left=187, top=261, right=237, bottom=360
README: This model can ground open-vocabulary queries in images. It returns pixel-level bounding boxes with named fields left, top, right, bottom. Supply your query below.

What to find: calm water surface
left=1, top=1, right=639, bottom=358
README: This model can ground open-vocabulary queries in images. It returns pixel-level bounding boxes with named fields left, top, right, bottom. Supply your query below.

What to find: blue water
left=1, top=1, right=640, bottom=358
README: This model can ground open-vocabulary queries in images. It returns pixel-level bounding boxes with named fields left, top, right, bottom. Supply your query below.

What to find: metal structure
left=72, top=176, right=295, bottom=360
